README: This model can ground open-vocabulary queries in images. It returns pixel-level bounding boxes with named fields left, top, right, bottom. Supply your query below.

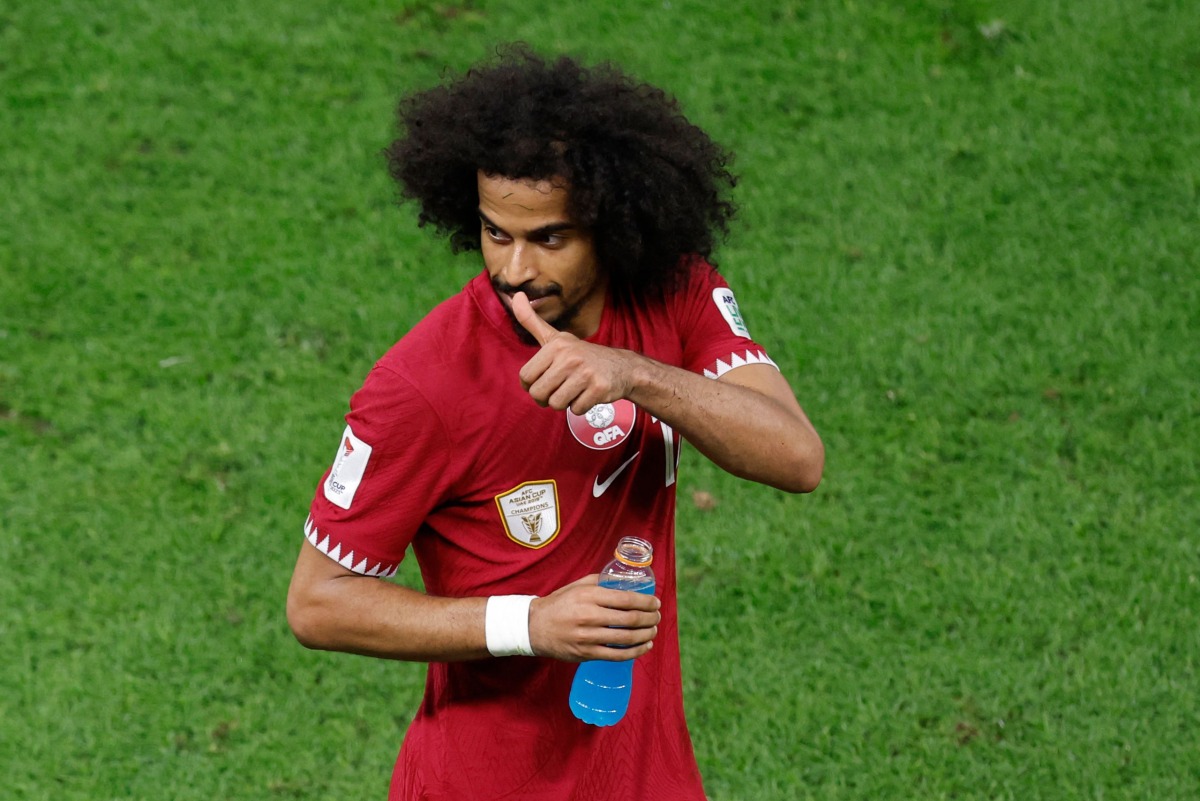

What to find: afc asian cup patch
left=566, top=399, right=637, bottom=450
left=323, top=425, right=372, bottom=510
left=712, top=287, right=752, bottom=339
left=495, top=480, right=561, bottom=549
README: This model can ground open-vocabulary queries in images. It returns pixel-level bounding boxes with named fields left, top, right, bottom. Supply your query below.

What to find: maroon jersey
left=305, top=259, right=776, bottom=801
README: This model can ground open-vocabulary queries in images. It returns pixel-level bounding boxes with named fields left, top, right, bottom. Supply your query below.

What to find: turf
left=2, top=0, right=1198, bottom=798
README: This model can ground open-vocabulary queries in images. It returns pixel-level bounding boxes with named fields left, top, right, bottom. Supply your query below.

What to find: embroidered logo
left=324, top=425, right=372, bottom=510
left=567, top=400, right=637, bottom=450
left=495, top=480, right=561, bottom=549
left=593, top=451, right=641, bottom=498
left=712, top=288, right=752, bottom=339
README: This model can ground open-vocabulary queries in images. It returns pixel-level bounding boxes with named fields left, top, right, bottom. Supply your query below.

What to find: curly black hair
left=384, top=45, right=737, bottom=300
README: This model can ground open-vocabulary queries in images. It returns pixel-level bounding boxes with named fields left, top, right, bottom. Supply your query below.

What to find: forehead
left=477, top=172, right=572, bottom=224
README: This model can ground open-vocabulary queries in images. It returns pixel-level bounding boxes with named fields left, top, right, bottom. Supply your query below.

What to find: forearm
left=286, top=541, right=661, bottom=663
left=625, top=356, right=824, bottom=493
left=287, top=545, right=490, bottom=662
left=512, top=293, right=823, bottom=491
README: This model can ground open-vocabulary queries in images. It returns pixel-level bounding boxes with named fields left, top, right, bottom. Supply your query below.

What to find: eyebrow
left=477, top=210, right=575, bottom=238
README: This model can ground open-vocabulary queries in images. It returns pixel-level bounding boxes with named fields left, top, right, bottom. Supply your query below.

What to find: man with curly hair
left=287, top=46, right=823, bottom=800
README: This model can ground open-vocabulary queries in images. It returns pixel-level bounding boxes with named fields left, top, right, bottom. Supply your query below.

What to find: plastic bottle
left=568, top=536, right=656, bottom=726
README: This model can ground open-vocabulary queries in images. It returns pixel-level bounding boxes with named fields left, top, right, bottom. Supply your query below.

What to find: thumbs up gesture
left=511, top=292, right=638, bottom=414
left=510, top=290, right=565, bottom=348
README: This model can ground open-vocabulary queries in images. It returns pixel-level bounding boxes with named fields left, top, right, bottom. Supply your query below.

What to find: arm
left=286, top=538, right=661, bottom=662
left=630, top=358, right=822, bottom=493
left=512, top=293, right=824, bottom=493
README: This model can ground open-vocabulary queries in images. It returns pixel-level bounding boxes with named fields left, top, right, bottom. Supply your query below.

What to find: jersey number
left=658, top=419, right=680, bottom=488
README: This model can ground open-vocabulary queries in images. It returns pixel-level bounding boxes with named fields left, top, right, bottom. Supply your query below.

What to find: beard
left=491, top=278, right=584, bottom=346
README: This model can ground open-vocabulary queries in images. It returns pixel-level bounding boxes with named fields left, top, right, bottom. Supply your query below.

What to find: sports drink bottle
left=568, top=536, right=655, bottom=726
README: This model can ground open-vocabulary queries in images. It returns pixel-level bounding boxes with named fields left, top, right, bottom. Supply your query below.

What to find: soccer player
left=286, top=45, right=824, bottom=800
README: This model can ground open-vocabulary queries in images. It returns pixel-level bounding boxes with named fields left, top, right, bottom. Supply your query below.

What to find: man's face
left=477, top=171, right=607, bottom=340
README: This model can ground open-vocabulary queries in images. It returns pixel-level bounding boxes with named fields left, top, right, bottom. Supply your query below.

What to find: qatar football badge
left=495, top=480, right=561, bottom=549
left=567, top=400, right=637, bottom=450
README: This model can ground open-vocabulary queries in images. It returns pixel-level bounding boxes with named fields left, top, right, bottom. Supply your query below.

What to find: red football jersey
left=305, top=259, right=777, bottom=801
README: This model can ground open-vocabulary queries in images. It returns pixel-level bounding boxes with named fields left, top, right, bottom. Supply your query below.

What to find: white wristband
left=484, top=595, right=537, bottom=657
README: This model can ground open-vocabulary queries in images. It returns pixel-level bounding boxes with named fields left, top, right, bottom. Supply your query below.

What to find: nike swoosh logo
left=593, top=451, right=641, bottom=498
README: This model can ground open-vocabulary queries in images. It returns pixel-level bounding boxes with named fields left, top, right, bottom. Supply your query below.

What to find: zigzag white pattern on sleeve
left=304, top=515, right=400, bottom=578
left=702, top=348, right=779, bottom=380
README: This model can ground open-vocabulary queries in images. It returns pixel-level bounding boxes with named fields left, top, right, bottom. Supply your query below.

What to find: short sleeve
left=673, top=259, right=780, bottom=379
left=303, top=364, right=458, bottom=577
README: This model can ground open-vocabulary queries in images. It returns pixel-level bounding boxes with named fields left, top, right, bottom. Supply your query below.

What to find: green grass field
left=3, top=0, right=1198, bottom=798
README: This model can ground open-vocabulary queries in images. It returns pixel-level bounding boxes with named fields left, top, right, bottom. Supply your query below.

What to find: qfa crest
left=567, top=400, right=637, bottom=451
left=494, top=480, right=561, bottom=549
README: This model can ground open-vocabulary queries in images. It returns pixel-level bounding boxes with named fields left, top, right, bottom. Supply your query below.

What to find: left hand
left=512, top=292, right=637, bottom=414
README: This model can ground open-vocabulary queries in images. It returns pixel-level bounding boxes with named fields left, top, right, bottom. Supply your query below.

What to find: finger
left=555, top=379, right=618, bottom=416
left=524, top=352, right=598, bottom=410
left=594, top=586, right=662, bottom=612
left=596, top=640, right=655, bottom=662
left=584, top=624, right=658, bottom=649
left=520, top=356, right=576, bottom=408
left=544, top=375, right=591, bottom=413
left=518, top=350, right=551, bottom=396
left=611, top=608, right=662, bottom=629
left=512, top=291, right=559, bottom=346
left=567, top=387, right=609, bottom=417
left=570, top=640, right=653, bottom=663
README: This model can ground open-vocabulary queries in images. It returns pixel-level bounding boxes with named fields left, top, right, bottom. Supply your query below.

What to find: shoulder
left=347, top=282, right=480, bottom=437
left=655, top=255, right=740, bottom=325
left=358, top=275, right=530, bottom=431
left=374, top=274, right=500, bottom=382
left=677, top=255, right=734, bottom=297
left=643, top=255, right=732, bottom=317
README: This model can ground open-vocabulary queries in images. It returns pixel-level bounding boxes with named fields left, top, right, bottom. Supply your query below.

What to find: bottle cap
left=613, top=536, right=653, bottom=567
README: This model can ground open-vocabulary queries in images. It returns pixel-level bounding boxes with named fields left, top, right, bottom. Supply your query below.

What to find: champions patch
left=323, top=425, right=372, bottom=510
left=495, top=480, right=561, bottom=549
left=712, top=287, right=752, bottom=339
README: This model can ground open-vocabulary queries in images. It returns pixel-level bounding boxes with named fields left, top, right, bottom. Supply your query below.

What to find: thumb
left=512, top=292, right=558, bottom=346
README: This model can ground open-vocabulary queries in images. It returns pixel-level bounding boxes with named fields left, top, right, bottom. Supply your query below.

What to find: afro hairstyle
left=384, top=45, right=738, bottom=301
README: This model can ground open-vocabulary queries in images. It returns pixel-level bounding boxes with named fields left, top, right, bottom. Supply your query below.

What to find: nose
left=498, top=240, right=538, bottom=288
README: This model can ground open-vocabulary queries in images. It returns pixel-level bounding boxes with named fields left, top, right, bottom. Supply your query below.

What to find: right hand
left=527, top=574, right=661, bottom=662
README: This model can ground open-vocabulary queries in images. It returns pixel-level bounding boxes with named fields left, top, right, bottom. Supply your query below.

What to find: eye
left=483, top=225, right=509, bottom=242
left=538, top=233, right=565, bottom=247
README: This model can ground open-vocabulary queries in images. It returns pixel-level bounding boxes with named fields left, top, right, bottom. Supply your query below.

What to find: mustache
left=491, top=279, right=562, bottom=301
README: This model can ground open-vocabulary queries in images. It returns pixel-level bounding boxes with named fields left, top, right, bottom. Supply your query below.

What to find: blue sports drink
left=569, top=537, right=656, bottom=726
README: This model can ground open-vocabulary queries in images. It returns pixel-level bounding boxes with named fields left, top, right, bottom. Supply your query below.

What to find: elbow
left=286, top=588, right=328, bottom=651
left=794, top=468, right=823, bottom=494
left=744, top=434, right=824, bottom=494
left=783, top=467, right=822, bottom=494
left=784, top=437, right=825, bottom=494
